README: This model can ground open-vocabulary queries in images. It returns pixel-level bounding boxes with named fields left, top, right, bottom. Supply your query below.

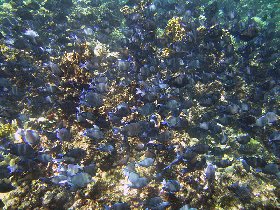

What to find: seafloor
left=0, top=0, right=279, bottom=209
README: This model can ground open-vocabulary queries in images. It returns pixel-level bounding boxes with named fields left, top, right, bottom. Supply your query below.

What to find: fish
left=0, top=180, right=15, bottom=193
left=0, top=0, right=278, bottom=208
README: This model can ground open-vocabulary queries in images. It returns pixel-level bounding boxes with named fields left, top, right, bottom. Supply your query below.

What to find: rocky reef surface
left=0, top=0, right=279, bottom=209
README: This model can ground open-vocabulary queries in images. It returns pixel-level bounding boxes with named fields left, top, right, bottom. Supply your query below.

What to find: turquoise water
left=0, top=0, right=279, bottom=209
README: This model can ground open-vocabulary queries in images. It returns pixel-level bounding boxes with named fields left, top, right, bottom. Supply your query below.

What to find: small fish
left=228, top=182, right=252, bottom=203
left=37, top=153, right=52, bottom=163
left=236, top=134, right=250, bottom=144
left=97, top=144, right=114, bottom=153
left=137, top=157, right=154, bottom=167
left=67, top=164, right=82, bottom=176
left=80, top=91, right=103, bottom=108
left=70, top=172, right=92, bottom=188
left=51, top=175, right=68, bottom=185
left=0, top=165, right=10, bottom=179
left=205, top=163, right=216, bottom=182
left=0, top=180, right=15, bottom=193
left=162, top=179, right=181, bottom=193
left=144, top=197, right=170, bottom=210
left=105, top=202, right=131, bottom=210
left=128, top=176, right=148, bottom=189
left=115, top=103, right=130, bottom=117
left=23, top=29, right=39, bottom=38
left=56, top=128, right=71, bottom=141
left=256, top=112, right=278, bottom=127
left=64, top=148, right=86, bottom=160
left=122, top=122, right=143, bottom=137
left=84, top=163, right=96, bottom=176
left=83, top=126, right=104, bottom=140
left=9, top=143, right=36, bottom=158
left=24, top=129, right=40, bottom=146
